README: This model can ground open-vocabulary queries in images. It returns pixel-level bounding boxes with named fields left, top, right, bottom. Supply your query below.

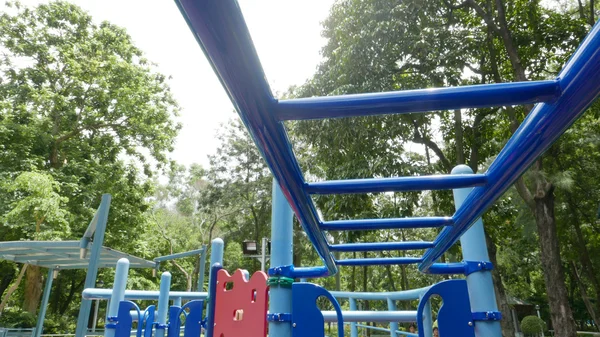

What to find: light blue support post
left=387, top=298, right=398, bottom=337
left=452, top=165, right=502, bottom=337
left=197, top=246, right=207, bottom=291
left=174, top=297, right=182, bottom=307
left=105, top=258, right=130, bottom=337
left=76, top=194, right=112, bottom=337
left=155, top=272, right=171, bottom=337
left=34, top=269, right=55, bottom=337
left=206, top=239, right=223, bottom=321
left=421, top=298, right=433, bottom=337
left=349, top=298, right=358, bottom=337
left=268, top=179, right=293, bottom=337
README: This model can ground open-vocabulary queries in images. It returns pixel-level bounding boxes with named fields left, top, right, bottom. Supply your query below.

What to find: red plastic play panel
left=213, top=269, right=269, bottom=337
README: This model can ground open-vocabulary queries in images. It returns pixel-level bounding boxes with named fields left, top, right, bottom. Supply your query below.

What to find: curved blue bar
left=277, top=80, right=561, bottom=120
left=174, top=0, right=337, bottom=275
left=336, top=257, right=422, bottom=266
left=329, top=241, right=434, bottom=252
left=321, top=217, right=452, bottom=231
left=420, top=20, right=600, bottom=272
left=305, top=174, right=487, bottom=194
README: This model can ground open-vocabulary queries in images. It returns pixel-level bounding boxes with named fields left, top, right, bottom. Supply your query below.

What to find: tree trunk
left=0, top=264, right=28, bottom=316
left=571, top=210, right=600, bottom=320
left=533, top=182, right=577, bottom=336
left=23, top=265, right=43, bottom=313
left=571, top=261, right=599, bottom=329
left=485, top=231, right=516, bottom=337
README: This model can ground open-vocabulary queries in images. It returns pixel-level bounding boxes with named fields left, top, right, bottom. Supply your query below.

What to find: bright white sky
left=20, top=0, right=335, bottom=168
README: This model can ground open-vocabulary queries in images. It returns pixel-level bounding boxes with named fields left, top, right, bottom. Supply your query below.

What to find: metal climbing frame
left=174, top=0, right=600, bottom=277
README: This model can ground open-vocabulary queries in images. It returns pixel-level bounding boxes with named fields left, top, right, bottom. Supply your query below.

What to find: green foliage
left=520, top=315, right=547, bottom=335
left=0, top=307, right=36, bottom=328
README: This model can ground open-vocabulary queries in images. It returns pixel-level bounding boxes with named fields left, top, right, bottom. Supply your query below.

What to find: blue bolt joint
left=267, top=313, right=292, bottom=322
left=464, top=261, right=494, bottom=276
left=154, top=323, right=169, bottom=329
left=472, top=311, right=503, bottom=321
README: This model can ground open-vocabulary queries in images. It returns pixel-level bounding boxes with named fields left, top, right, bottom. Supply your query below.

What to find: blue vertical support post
left=421, top=298, right=433, bottom=337
left=269, top=179, right=294, bottom=337
left=155, top=272, right=171, bottom=337
left=349, top=298, right=358, bottom=337
left=387, top=298, right=398, bottom=337
left=452, top=165, right=502, bottom=337
left=76, top=194, right=112, bottom=337
left=173, top=297, right=182, bottom=307
left=105, top=258, right=130, bottom=337
left=34, top=269, right=55, bottom=337
left=197, top=246, right=207, bottom=291
left=206, top=239, right=224, bottom=322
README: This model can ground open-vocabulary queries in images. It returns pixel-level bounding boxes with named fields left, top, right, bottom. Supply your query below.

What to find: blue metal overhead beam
left=277, top=80, right=561, bottom=120
left=329, top=241, right=435, bottom=252
left=305, top=174, right=487, bottom=194
left=174, top=0, right=337, bottom=274
left=154, top=247, right=206, bottom=262
left=419, top=20, right=600, bottom=272
left=321, top=217, right=452, bottom=231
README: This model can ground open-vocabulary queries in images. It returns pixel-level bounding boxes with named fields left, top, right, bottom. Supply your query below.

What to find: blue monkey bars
left=174, top=0, right=600, bottom=277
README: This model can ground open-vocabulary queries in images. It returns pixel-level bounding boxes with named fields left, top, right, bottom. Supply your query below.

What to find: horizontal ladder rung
left=336, top=257, right=422, bottom=266
left=305, top=174, right=487, bottom=194
left=321, top=217, right=453, bottom=231
left=329, top=241, right=435, bottom=252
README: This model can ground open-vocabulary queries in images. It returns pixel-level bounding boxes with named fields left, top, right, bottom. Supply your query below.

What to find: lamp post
left=92, top=280, right=104, bottom=333
left=242, top=238, right=271, bottom=272
left=535, top=305, right=544, bottom=337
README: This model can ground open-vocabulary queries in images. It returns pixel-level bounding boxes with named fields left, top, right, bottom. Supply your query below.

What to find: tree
left=0, top=0, right=180, bottom=313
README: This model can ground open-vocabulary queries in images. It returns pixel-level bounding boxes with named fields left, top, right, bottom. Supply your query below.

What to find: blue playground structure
left=75, top=0, right=600, bottom=336
left=8, top=0, right=599, bottom=336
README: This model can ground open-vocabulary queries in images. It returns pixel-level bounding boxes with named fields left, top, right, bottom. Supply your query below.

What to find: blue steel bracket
left=268, top=264, right=329, bottom=278
left=292, top=282, right=344, bottom=337
left=267, top=313, right=292, bottom=322
left=417, top=280, right=475, bottom=337
left=105, top=316, right=118, bottom=329
left=464, top=261, right=494, bottom=276
left=472, top=311, right=503, bottom=321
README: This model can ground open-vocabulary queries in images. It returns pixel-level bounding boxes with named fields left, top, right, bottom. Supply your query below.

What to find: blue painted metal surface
left=336, top=257, right=422, bottom=266
left=76, top=194, right=111, bottom=337
left=104, top=258, right=130, bottom=337
left=34, top=269, right=54, bottom=337
left=292, top=282, right=344, bottom=337
left=321, top=217, right=453, bottom=231
left=82, top=289, right=207, bottom=301
left=175, top=0, right=600, bottom=278
left=155, top=272, right=172, bottom=337
left=154, top=247, right=206, bottom=262
left=276, top=80, right=560, bottom=120
left=452, top=165, right=501, bottom=337
left=114, top=301, right=141, bottom=337
left=197, top=246, right=207, bottom=291
left=388, top=298, right=399, bottom=337
left=180, top=301, right=204, bottom=337
left=329, top=241, right=434, bottom=252
left=306, top=175, right=487, bottom=194
left=167, top=305, right=181, bottom=337
left=269, top=180, right=294, bottom=337
left=204, top=263, right=221, bottom=337
left=417, top=280, right=475, bottom=337
left=205, top=238, right=223, bottom=319
left=349, top=298, right=358, bottom=337
left=142, top=306, right=155, bottom=337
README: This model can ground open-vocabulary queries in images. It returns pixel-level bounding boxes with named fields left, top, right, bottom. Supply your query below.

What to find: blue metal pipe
left=206, top=238, right=223, bottom=319
left=321, top=217, right=452, bottom=231
left=421, top=297, right=433, bottom=337
left=420, top=20, right=600, bottom=271
left=82, top=289, right=207, bottom=301
left=305, top=174, right=487, bottom=194
left=277, top=80, right=560, bottom=120
left=331, top=287, right=428, bottom=301
left=322, top=310, right=417, bottom=322
left=349, top=298, right=358, bottom=337
left=104, top=258, right=129, bottom=337
left=197, top=245, right=207, bottom=291
left=426, top=262, right=467, bottom=275
left=34, top=269, right=54, bottom=337
left=153, top=248, right=206, bottom=262
left=269, top=180, right=294, bottom=337
left=336, top=257, right=422, bottom=266
left=76, top=194, right=111, bottom=337
left=173, top=0, right=337, bottom=275
left=330, top=241, right=434, bottom=252
left=387, top=299, right=399, bottom=337
left=269, top=265, right=330, bottom=278
left=155, top=272, right=172, bottom=337
left=453, top=165, right=501, bottom=337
